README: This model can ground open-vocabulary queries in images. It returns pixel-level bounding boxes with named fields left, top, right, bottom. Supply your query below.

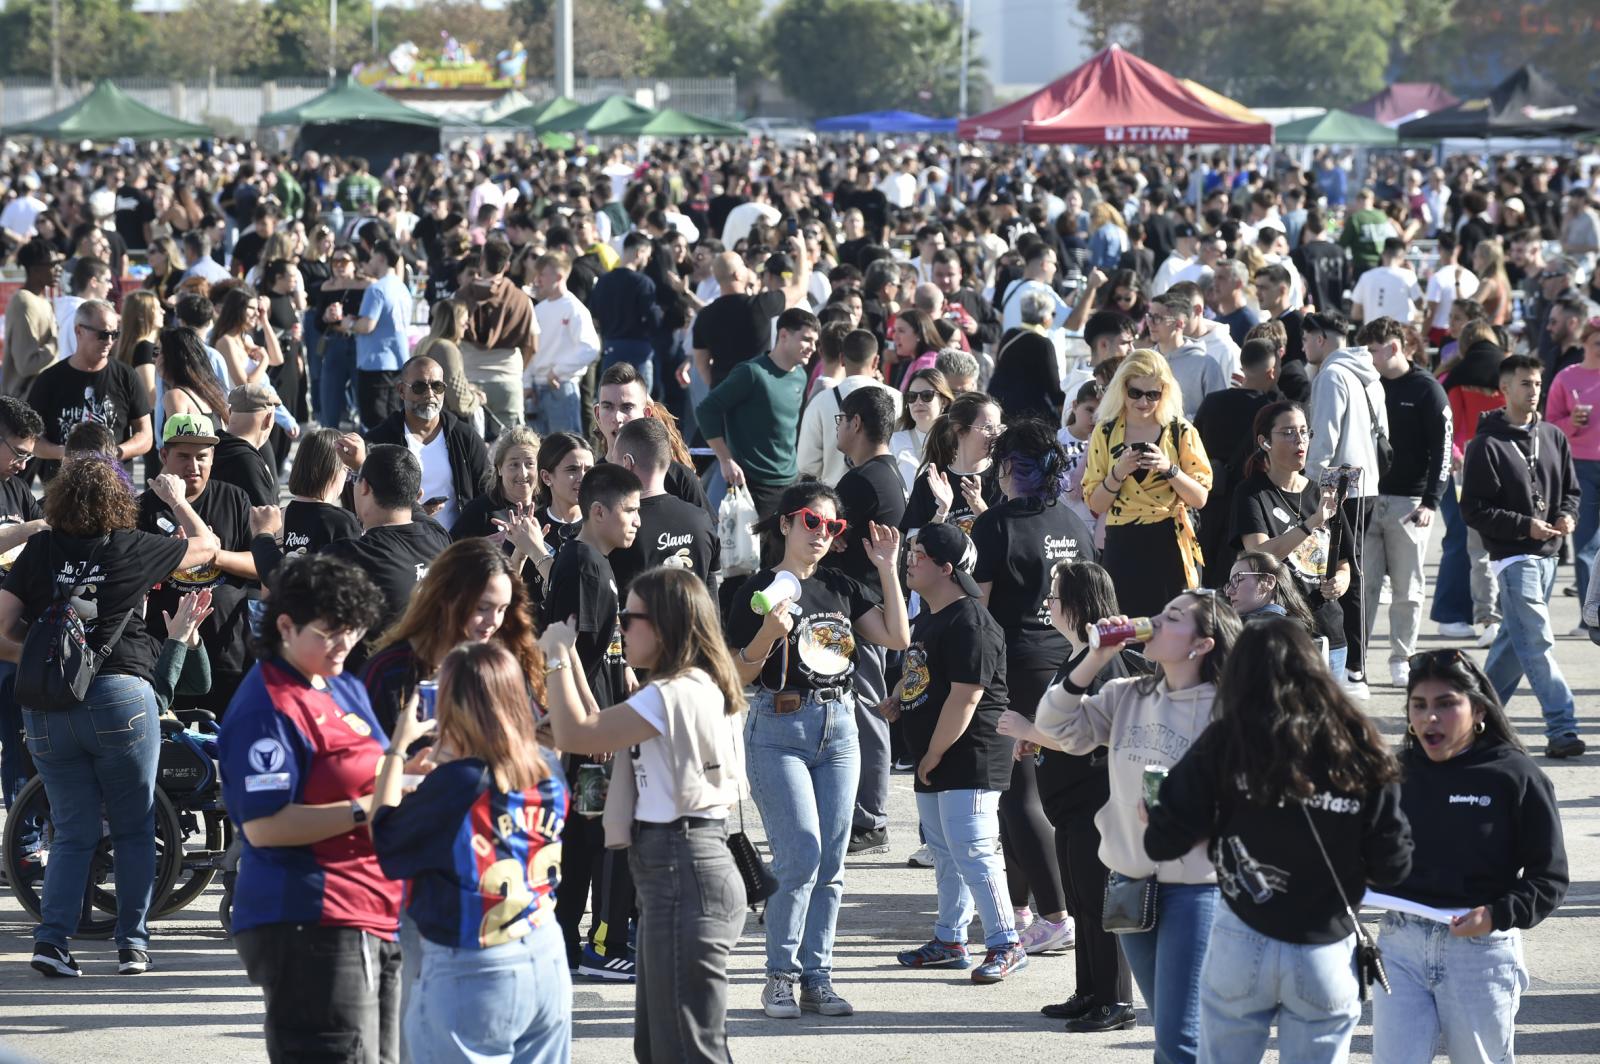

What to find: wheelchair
left=3, top=709, right=238, bottom=938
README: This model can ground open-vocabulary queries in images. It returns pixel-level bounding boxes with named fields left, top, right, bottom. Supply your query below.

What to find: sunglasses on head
left=1407, top=647, right=1471, bottom=671
left=1126, top=385, right=1163, bottom=403
left=906, top=388, right=940, bottom=405
left=787, top=506, right=847, bottom=538
left=406, top=380, right=447, bottom=396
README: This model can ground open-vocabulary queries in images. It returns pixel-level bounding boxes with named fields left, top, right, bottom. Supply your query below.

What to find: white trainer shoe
left=1476, top=622, right=1501, bottom=648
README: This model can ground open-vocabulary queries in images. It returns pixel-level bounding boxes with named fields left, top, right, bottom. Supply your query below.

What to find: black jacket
left=211, top=431, right=278, bottom=507
left=364, top=409, right=493, bottom=520
left=1460, top=409, right=1579, bottom=560
left=1378, top=368, right=1451, bottom=509
left=948, top=287, right=1002, bottom=351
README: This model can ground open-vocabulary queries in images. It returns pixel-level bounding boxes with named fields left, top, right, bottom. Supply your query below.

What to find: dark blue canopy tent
left=814, top=109, right=957, bottom=134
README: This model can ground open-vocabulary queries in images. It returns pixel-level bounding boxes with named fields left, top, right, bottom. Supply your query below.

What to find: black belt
left=635, top=816, right=725, bottom=832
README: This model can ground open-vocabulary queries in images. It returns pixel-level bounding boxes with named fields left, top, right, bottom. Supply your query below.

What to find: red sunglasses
left=787, top=507, right=847, bottom=538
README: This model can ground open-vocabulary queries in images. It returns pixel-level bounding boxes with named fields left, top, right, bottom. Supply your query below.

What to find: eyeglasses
left=304, top=623, right=367, bottom=647
left=1272, top=427, right=1314, bottom=441
left=1, top=438, right=33, bottom=465
left=1126, top=386, right=1163, bottom=403
left=618, top=610, right=651, bottom=630
left=787, top=506, right=847, bottom=538
left=406, top=380, right=447, bottom=396
left=76, top=324, right=120, bottom=341
left=1223, top=571, right=1268, bottom=590
left=906, top=388, right=940, bottom=405
left=833, top=413, right=854, bottom=427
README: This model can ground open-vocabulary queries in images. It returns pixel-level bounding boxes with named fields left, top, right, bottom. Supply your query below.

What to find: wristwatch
left=350, top=799, right=368, bottom=826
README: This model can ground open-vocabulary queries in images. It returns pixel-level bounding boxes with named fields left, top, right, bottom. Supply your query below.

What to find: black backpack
left=15, top=538, right=135, bottom=712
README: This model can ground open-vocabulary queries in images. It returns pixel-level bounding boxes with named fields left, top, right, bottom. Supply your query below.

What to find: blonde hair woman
left=115, top=290, right=165, bottom=426
left=1472, top=240, right=1512, bottom=326
left=1082, top=348, right=1213, bottom=617
left=1089, top=201, right=1130, bottom=271
left=415, top=298, right=481, bottom=424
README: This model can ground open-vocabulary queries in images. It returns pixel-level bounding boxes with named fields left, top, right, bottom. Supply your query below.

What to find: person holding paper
left=1371, top=648, right=1569, bottom=1064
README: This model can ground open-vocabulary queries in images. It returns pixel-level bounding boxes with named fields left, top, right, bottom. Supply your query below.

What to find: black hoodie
left=1459, top=408, right=1579, bottom=560
left=1378, top=367, right=1450, bottom=509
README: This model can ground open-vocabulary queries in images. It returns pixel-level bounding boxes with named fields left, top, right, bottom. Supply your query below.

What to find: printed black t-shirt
left=899, top=595, right=1011, bottom=793
left=321, top=518, right=452, bottom=638
left=970, top=496, right=1094, bottom=667
left=26, top=358, right=151, bottom=479
left=542, top=538, right=627, bottom=709
left=726, top=566, right=879, bottom=692
left=283, top=499, right=363, bottom=557
left=138, top=481, right=255, bottom=674
left=1229, top=470, right=1352, bottom=647
left=3, top=528, right=187, bottom=679
left=0, top=475, right=44, bottom=575
left=608, top=491, right=719, bottom=595
left=901, top=464, right=1003, bottom=537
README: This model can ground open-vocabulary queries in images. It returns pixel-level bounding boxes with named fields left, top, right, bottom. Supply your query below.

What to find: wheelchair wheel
left=156, top=809, right=232, bottom=917
left=3, top=776, right=184, bottom=940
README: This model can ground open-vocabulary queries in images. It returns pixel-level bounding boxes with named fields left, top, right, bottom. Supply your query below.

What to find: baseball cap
left=229, top=382, right=281, bottom=413
left=1173, top=222, right=1199, bottom=239
left=764, top=252, right=796, bottom=280
left=913, top=524, right=982, bottom=598
left=162, top=412, right=219, bottom=447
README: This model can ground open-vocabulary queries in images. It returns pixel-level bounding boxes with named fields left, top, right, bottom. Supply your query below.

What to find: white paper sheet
left=1361, top=890, right=1471, bottom=924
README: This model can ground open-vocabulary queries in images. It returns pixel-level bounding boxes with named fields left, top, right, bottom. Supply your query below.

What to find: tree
left=768, top=0, right=982, bottom=117
left=656, top=0, right=767, bottom=80
left=151, top=0, right=278, bottom=79
left=269, top=0, right=377, bottom=78
left=511, top=0, right=664, bottom=78
left=0, top=0, right=153, bottom=81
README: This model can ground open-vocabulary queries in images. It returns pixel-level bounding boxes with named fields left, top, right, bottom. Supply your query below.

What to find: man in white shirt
left=908, top=223, right=946, bottom=284
left=0, top=175, right=47, bottom=242
left=1424, top=231, right=1480, bottom=343
left=467, top=170, right=505, bottom=229
left=1351, top=238, right=1424, bottom=324
left=54, top=259, right=113, bottom=365
left=527, top=251, right=601, bottom=436
left=999, top=244, right=1071, bottom=332
left=797, top=328, right=900, bottom=486
left=181, top=230, right=231, bottom=285
left=720, top=184, right=781, bottom=247
left=877, top=158, right=917, bottom=210
left=1150, top=223, right=1199, bottom=296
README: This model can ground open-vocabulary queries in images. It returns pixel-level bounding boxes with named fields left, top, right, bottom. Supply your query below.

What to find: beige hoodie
left=1036, top=675, right=1217, bottom=884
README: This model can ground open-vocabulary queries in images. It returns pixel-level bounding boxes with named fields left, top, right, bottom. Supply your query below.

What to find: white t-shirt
left=720, top=202, right=781, bottom=248
left=1352, top=265, right=1423, bottom=323
left=625, top=684, right=730, bottom=823
left=410, top=426, right=457, bottom=531
left=1425, top=266, right=1480, bottom=329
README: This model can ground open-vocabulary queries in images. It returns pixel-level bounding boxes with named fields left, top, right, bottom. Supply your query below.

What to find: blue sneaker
left=897, top=938, right=972, bottom=969
left=971, top=944, right=1028, bottom=984
left=578, top=943, right=636, bottom=982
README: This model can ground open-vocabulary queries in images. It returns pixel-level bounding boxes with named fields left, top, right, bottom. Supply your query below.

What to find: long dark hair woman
left=158, top=326, right=230, bottom=431
left=541, top=567, right=748, bottom=1062
left=1145, top=619, right=1414, bottom=1063
left=900, top=392, right=1003, bottom=537
left=1370, top=649, right=1567, bottom=1063
left=969, top=418, right=1096, bottom=955
left=3, top=460, right=218, bottom=978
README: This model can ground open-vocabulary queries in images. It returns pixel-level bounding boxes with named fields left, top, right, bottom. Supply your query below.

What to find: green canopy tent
left=6, top=79, right=211, bottom=141
left=589, top=107, right=747, bottom=139
left=539, top=95, right=656, bottom=135
left=491, top=95, right=581, bottom=130
left=259, top=77, right=442, bottom=169
left=1274, top=109, right=1398, bottom=146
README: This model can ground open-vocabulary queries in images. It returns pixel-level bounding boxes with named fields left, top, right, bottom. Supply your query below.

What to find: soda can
left=574, top=763, right=609, bottom=818
left=1087, top=617, right=1154, bottom=649
left=416, top=680, right=438, bottom=721
left=1143, top=765, right=1168, bottom=809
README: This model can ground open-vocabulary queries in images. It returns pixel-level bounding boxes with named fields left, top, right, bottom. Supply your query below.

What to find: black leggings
left=999, top=659, right=1066, bottom=916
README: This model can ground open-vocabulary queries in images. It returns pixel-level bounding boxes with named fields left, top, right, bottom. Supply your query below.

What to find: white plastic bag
left=718, top=485, right=760, bottom=577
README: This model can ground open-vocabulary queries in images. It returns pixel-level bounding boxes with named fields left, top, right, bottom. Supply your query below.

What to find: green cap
left=161, top=412, right=219, bottom=447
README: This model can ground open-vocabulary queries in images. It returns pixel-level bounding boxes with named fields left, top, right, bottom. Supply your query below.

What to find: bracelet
left=1104, top=476, right=1123, bottom=492
left=737, top=641, right=775, bottom=666
left=545, top=659, right=570, bottom=675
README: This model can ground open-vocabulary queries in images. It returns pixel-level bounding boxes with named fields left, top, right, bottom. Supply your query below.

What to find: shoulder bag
left=1302, top=804, right=1390, bottom=1001
left=1103, top=870, right=1158, bottom=934
left=16, top=537, right=136, bottom=712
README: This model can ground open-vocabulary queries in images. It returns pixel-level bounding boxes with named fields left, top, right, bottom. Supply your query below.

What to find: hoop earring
left=1474, top=720, right=1486, bottom=735
left=1406, top=723, right=1416, bottom=736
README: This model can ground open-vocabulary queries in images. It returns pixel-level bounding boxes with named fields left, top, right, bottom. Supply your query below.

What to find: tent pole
left=555, top=0, right=574, bottom=100
left=50, top=0, right=61, bottom=110
left=958, top=0, right=971, bottom=118
left=328, top=0, right=338, bottom=86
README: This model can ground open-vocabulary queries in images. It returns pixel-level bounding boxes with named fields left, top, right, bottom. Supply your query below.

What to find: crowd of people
left=0, top=131, right=1590, bottom=1063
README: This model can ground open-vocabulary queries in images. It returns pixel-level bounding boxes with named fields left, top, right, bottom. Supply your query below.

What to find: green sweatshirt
left=695, top=354, right=806, bottom=485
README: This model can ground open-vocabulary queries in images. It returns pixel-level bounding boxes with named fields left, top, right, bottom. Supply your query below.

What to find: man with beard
left=362, top=356, right=491, bottom=533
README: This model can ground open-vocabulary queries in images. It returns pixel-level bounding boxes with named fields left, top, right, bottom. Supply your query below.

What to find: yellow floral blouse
left=1082, top=416, right=1214, bottom=587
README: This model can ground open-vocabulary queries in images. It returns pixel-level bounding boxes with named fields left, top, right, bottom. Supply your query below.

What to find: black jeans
left=630, top=817, right=745, bottom=1064
left=236, top=923, right=402, bottom=1064
left=356, top=370, right=403, bottom=433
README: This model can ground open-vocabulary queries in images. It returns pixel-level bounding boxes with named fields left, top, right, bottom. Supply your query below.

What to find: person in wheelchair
left=0, top=458, right=219, bottom=978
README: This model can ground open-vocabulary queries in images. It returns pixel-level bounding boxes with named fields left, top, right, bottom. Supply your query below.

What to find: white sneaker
left=1017, top=915, right=1076, bottom=955
left=1476, top=623, right=1501, bottom=648
left=906, top=844, right=935, bottom=868
left=1436, top=622, right=1477, bottom=639
left=1390, top=661, right=1410, bottom=688
left=761, top=973, right=801, bottom=1018
left=1342, top=679, right=1371, bottom=701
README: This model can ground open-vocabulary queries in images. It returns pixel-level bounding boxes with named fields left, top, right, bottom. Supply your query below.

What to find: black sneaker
left=1041, top=993, right=1096, bottom=1020
left=1067, top=1003, right=1137, bottom=1033
left=118, top=948, right=151, bottom=975
left=31, top=943, right=81, bottom=978
left=1546, top=734, right=1587, bottom=759
left=847, top=827, right=889, bottom=855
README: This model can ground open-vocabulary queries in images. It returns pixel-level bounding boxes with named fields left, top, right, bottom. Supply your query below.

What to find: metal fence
left=0, top=76, right=739, bottom=133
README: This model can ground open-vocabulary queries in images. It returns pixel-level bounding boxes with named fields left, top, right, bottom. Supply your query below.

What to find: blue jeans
left=1198, top=905, right=1360, bottom=1064
left=1431, top=478, right=1473, bottom=625
left=404, top=918, right=571, bottom=1064
left=1327, top=643, right=1347, bottom=682
left=915, top=789, right=1017, bottom=950
left=1484, top=555, right=1579, bottom=739
left=318, top=333, right=358, bottom=429
left=21, top=674, right=161, bottom=951
left=745, top=688, right=859, bottom=987
left=1118, top=882, right=1219, bottom=1064
left=603, top=339, right=655, bottom=396
left=526, top=379, right=583, bottom=436
left=1371, top=912, right=1527, bottom=1064
left=1573, top=458, right=1600, bottom=602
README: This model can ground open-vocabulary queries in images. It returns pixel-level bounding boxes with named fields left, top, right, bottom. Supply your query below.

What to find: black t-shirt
left=899, top=596, right=1011, bottom=793
left=114, top=186, right=155, bottom=251
left=901, top=464, right=1002, bottom=537
left=321, top=519, right=452, bottom=637
left=535, top=505, right=584, bottom=559
left=453, top=492, right=548, bottom=604
left=0, top=475, right=44, bottom=576
left=827, top=454, right=906, bottom=597
left=607, top=492, right=719, bottom=595
left=212, top=432, right=278, bottom=507
left=231, top=230, right=267, bottom=275
left=3, top=528, right=187, bottom=679
left=690, top=290, right=786, bottom=386
left=283, top=499, right=362, bottom=556
left=138, top=481, right=254, bottom=674
left=970, top=496, right=1094, bottom=668
left=27, top=358, right=152, bottom=479
left=596, top=454, right=711, bottom=521
left=1230, top=471, right=1352, bottom=646
left=542, top=539, right=626, bottom=709
left=131, top=339, right=158, bottom=370
left=726, top=566, right=879, bottom=692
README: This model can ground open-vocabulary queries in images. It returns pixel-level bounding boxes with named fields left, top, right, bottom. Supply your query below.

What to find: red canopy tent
left=957, top=44, right=1273, bottom=145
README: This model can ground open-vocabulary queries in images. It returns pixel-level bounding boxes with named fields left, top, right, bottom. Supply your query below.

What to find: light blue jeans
left=1198, top=905, right=1360, bottom=1064
left=1483, top=555, right=1580, bottom=739
left=1573, top=459, right=1600, bottom=602
left=1118, top=882, right=1219, bottom=1064
left=21, top=674, right=161, bottom=951
left=404, top=917, right=571, bottom=1064
left=526, top=379, right=583, bottom=437
left=1371, top=911, right=1528, bottom=1064
left=915, top=789, right=1017, bottom=950
left=745, top=688, right=859, bottom=988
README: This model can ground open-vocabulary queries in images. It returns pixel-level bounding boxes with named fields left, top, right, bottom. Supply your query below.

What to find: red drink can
left=1087, top=617, right=1154, bottom=649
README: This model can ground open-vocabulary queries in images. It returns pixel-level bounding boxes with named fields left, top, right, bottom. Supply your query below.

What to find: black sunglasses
left=906, top=388, right=940, bottom=405
left=406, top=380, right=447, bottom=396
left=1126, top=386, right=1163, bottom=403
left=77, top=324, right=120, bottom=341
left=1408, top=647, right=1471, bottom=671
left=618, top=610, right=651, bottom=630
